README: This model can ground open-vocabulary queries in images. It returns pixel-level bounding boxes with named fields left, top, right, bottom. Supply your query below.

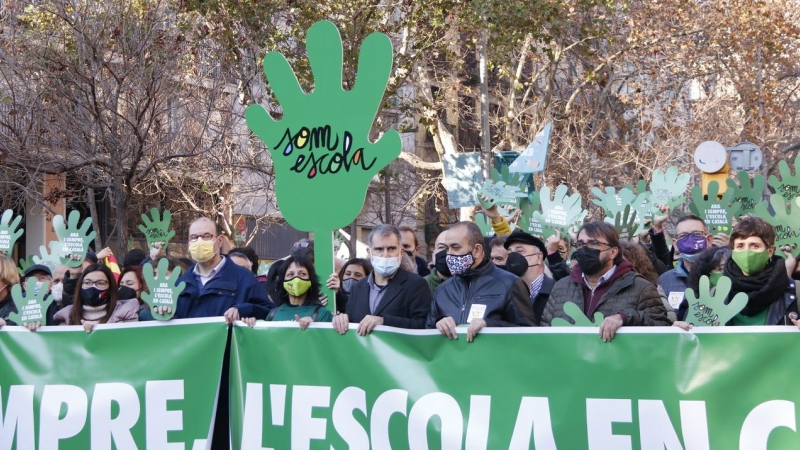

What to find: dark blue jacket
left=658, top=260, right=690, bottom=320
left=175, top=256, right=273, bottom=319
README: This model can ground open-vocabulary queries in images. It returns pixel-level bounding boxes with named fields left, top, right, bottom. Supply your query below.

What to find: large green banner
left=230, top=324, right=800, bottom=449
left=0, top=318, right=227, bottom=449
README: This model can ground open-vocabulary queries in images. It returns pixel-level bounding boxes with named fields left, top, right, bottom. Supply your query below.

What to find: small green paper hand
left=768, top=155, right=800, bottom=201
left=518, top=193, right=555, bottom=238
left=53, top=211, right=96, bottom=267
left=727, top=171, right=765, bottom=217
left=0, top=209, right=23, bottom=255
left=604, top=204, right=639, bottom=241
left=649, top=166, right=690, bottom=210
left=474, top=212, right=497, bottom=238
left=591, top=186, right=637, bottom=218
left=17, top=255, right=35, bottom=276
left=689, top=181, right=735, bottom=234
left=685, top=275, right=747, bottom=327
left=32, top=242, right=63, bottom=272
left=7, top=278, right=52, bottom=326
left=138, top=208, right=175, bottom=248
left=538, top=184, right=586, bottom=229
left=754, top=194, right=800, bottom=258
left=477, top=180, right=526, bottom=217
left=141, top=258, right=186, bottom=320
left=551, top=302, right=604, bottom=327
left=625, top=180, right=654, bottom=229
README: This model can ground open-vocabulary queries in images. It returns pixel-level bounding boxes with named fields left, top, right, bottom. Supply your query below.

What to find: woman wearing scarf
left=724, top=217, right=798, bottom=325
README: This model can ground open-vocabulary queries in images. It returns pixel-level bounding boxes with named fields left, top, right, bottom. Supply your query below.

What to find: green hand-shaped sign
left=142, top=258, right=186, bottom=320
left=53, top=211, right=96, bottom=267
left=257, top=261, right=271, bottom=277
left=591, top=186, right=637, bottom=219
left=625, top=180, right=654, bottom=229
left=17, top=255, right=35, bottom=276
left=477, top=179, right=526, bottom=218
left=727, top=171, right=765, bottom=218
left=685, top=275, right=747, bottom=327
left=538, top=184, right=586, bottom=230
left=0, top=209, right=23, bottom=255
left=604, top=204, right=639, bottom=241
left=7, top=278, right=52, bottom=326
left=474, top=212, right=498, bottom=238
left=649, top=166, right=690, bottom=211
left=518, top=193, right=556, bottom=239
left=768, top=155, right=800, bottom=201
left=32, top=242, right=63, bottom=273
left=689, top=181, right=735, bottom=234
left=754, top=194, right=800, bottom=258
left=139, top=208, right=175, bottom=248
left=551, top=301, right=604, bottom=327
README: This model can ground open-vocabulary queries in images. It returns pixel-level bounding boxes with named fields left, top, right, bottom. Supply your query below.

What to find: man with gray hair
left=427, top=221, right=535, bottom=342
left=333, top=224, right=431, bottom=335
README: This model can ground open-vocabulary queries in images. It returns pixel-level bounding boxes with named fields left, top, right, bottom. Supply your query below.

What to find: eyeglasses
left=572, top=240, right=610, bottom=250
left=675, top=231, right=706, bottom=241
left=188, top=233, right=216, bottom=242
left=82, top=279, right=109, bottom=289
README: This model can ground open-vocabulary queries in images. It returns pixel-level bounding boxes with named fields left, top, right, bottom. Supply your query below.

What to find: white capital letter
left=638, top=400, right=709, bottom=450
left=146, top=380, right=184, bottom=450
left=371, top=389, right=408, bottom=449
left=332, top=387, right=369, bottom=449
left=0, top=385, right=35, bottom=450
left=291, top=385, right=330, bottom=450
left=587, top=398, right=632, bottom=450
left=408, top=392, right=463, bottom=450
left=39, top=385, right=88, bottom=448
left=509, top=397, right=557, bottom=450
left=91, top=383, right=140, bottom=450
left=740, top=400, right=796, bottom=450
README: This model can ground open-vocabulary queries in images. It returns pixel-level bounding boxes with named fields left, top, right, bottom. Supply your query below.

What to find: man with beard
left=541, top=221, right=671, bottom=341
left=725, top=216, right=798, bottom=326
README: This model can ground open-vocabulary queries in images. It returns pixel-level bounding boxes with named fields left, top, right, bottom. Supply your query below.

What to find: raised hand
left=0, top=209, right=23, bottom=255
left=754, top=194, right=800, bottom=258
left=7, top=278, right=52, bottom=327
left=727, top=171, right=765, bottom=217
left=141, top=258, right=186, bottom=320
left=551, top=301, right=604, bottom=327
left=685, top=275, right=747, bottom=327
left=604, top=204, right=639, bottom=241
left=138, top=208, right=175, bottom=249
left=591, top=186, right=637, bottom=218
left=538, top=184, right=587, bottom=231
left=767, top=155, right=800, bottom=201
left=649, top=166, right=691, bottom=211
left=689, top=181, right=735, bottom=234
left=53, top=211, right=96, bottom=267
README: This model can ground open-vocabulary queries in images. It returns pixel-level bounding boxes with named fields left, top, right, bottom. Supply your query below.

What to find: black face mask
left=118, top=286, right=138, bottom=300
left=405, top=250, right=414, bottom=259
left=80, top=287, right=108, bottom=307
left=505, top=252, right=529, bottom=277
left=574, top=247, right=605, bottom=276
left=434, top=249, right=452, bottom=277
left=62, top=276, right=78, bottom=306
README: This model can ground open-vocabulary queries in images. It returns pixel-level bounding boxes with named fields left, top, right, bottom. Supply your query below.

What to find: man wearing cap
left=504, top=229, right=554, bottom=324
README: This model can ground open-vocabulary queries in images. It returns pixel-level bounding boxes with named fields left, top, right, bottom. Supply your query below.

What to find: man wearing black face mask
left=426, top=222, right=535, bottom=342
left=424, top=230, right=451, bottom=294
left=504, top=230, right=553, bottom=324
left=400, top=226, right=431, bottom=277
left=541, top=221, right=670, bottom=341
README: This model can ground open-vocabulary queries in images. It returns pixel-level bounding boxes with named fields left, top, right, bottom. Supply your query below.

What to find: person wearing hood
left=541, top=221, right=670, bottom=341
left=724, top=216, right=798, bottom=326
left=658, top=215, right=715, bottom=320
left=504, top=229, right=554, bottom=325
left=426, top=222, right=535, bottom=342
left=424, top=230, right=451, bottom=294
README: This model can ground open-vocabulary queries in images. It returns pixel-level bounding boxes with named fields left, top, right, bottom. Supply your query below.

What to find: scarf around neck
left=724, top=256, right=788, bottom=316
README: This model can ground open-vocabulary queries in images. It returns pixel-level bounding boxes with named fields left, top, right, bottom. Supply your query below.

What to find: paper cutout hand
left=726, top=171, right=765, bottom=217
left=477, top=180, right=526, bottom=217
left=141, top=258, right=186, bottom=320
left=625, top=180, right=654, bottom=229
left=754, top=194, right=800, bottom=258
left=685, top=275, right=747, bottom=327
left=604, top=204, right=639, bottom=241
left=551, top=302, right=604, bottom=327
left=138, top=208, right=175, bottom=248
left=768, top=155, right=800, bottom=201
left=518, top=193, right=555, bottom=239
left=257, top=261, right=270, bottom=277
left=474, top=212, right=497, bottom=237
left=649, top=166, right=690, bottom=210
left=0, top=209, right=23, bottom=255
left=538, top=184, right=586, bottom=229
left=689, top=181, right=735, bottom=234
left=32, top=242, right=64, bottom=272
left=7, top=278, right=52, bottom=326
left=17, top=255, right=35, bottom=276
left=591, top=186, right=637, bottom=218
left=53, top=211, right=96, bottom=267
left=246, top=20, right=400, bottom=232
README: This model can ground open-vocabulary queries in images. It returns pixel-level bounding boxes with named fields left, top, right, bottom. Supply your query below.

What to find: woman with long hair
left=53, top=264, right=138, bottom=332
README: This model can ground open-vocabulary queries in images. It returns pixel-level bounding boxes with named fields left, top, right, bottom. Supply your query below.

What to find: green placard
left=141, top=258, right=186, bottom=320
left=688, top=181, right=734, bottom=234
left=604, top=204, right=639, bottom=241
left=625, top=179, right=654, bottom=229
left=477, top=179, right=526, bottom=218
left=727, top=171, right=765, bottom=217
left=753, top=193, right=800, bottom=258
left=684, top=275, right=747, bottom=327
left=518, top=192, right=556, bottom=239
left=767, top=154, right=800, bottom=201
left=53, top=211, right=97, bottom=268
left=0, top=209, right=23, bottom=255
left=550, top=301, right=604, bottom=327
left=649, top=166, right=690, bottom=211
left=7, top=278, right=52, bottom=326
left=138, top=208, right=175, bottom=249
left=590, top=186, right=637, bottom=219
left=246, top=21, right=401, bottom=307
left=535, top=184, right=587, bottom=230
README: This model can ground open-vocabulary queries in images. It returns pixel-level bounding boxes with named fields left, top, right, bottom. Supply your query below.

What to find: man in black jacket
left=333, top=224, right=431, bottom=335
left=426, top=222, right=535, bottom=342
left=504, top=230, right=554, bottom=324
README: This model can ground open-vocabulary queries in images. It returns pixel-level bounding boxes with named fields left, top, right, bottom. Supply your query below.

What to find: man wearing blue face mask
left=332, top=224, right=431, bottom=336
left=657, top=215, right=716, bottom=320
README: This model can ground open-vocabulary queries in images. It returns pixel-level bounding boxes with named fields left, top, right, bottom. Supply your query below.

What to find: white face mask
left=372, top=255, right=401, bottom=277
left=50, top=283, right=63, bottom=302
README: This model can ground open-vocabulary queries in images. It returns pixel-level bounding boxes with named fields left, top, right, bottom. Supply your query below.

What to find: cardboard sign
left=590, top=186, right=637, bottom=219
left=443, top=152, right=485, bottom=208
left=53, top=211, right=96, bottom=268
left=727, top=171, right=765, bottom=217
left=649, top=166, right=690, bottom=211
left=139, top=208, right=175, bottom=249
left=141, top=258, right=186, bottom=321
left=754, top=194, right=800, bottom=258
left=689, top=181, right=734, bottom=234
left=684, top=275, right=747, bottom=327
left=537, top=184, right=587, bottom=229
left=551, top=301, right=604, bottom=327
left=767, top=155, right=800, bottom=201
left=508, top=121, right=551, bottom=173
left=7, top=278, right=52, bottom=326
left=0, top=209, right=23, bottom=255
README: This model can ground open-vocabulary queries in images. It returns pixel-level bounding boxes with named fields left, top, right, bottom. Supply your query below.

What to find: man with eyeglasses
left=165, top=217, right=273, bottom=322
left=657, top=215, right=716, bottom=320
left=503, top=229, right=554, bottom=324
left=541, top=221, right=670, bottom=341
